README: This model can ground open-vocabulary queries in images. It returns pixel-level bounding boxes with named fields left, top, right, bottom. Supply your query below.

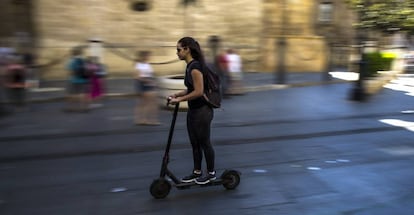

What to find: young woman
left=134, top=50, right=160, bottom=125
left=168, top=37, right=216, bottom=185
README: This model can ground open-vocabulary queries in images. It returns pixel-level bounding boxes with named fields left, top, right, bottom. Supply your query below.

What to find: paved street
left=0, top=73, right=413, bottom=214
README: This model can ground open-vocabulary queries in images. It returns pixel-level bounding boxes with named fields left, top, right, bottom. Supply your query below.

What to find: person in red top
left=5, top=55, right=28, bottom=109
left=216, top=49, right=230, bottom=96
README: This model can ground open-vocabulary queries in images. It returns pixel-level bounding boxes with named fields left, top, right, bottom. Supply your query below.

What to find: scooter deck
left=175, top=178, right=224, bottom=190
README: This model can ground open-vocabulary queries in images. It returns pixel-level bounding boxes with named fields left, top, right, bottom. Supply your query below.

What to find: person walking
left=4, top=54, right=28, bottom=111
left=64, top=47, right=89, bottom=112
left=226, top=48, right=244, bottom=94
left=85, top=56, right=105, bottom=108
left=134, top=50, right=160, bottom=125
left=168, top=37, right=216, bottom=185
left=217, top=48, right=230, bottom=97
left=0, top=46, right=13, bottom=115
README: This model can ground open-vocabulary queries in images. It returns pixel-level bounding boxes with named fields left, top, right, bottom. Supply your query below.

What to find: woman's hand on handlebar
left=167, top=94, right=180, bottom=105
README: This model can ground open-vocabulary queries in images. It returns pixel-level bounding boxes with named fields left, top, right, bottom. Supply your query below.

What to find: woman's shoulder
left=188, top=60, right=202, bottom=70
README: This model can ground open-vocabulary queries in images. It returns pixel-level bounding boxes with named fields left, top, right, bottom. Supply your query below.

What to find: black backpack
left=73, top=58, right=88, bottom=79
left=203, top=64, right=222, bottom=108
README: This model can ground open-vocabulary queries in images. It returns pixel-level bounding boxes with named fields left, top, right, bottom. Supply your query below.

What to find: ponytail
left=178, top=37, right=206, bottom=67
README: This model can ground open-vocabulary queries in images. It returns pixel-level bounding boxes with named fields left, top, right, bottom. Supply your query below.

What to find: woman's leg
left=197, top=106, right=215, bottom=172
left=148, top=91, right=159, bottom=123
left=135, top=95, right=144, bottom=124
left=187, top=106, right=214, bottom=172
left=187, top=109, right=203, bottom=171
left=142, top=92, right=152, bottom=123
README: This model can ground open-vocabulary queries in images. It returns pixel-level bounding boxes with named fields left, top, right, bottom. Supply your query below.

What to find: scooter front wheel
left=150, top=178, right=171, bottom=199
left=221, top=170, right=240, bottom=190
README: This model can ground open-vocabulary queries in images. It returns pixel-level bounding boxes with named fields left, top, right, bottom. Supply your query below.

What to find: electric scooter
left=150, top=101, right=241, bottom=199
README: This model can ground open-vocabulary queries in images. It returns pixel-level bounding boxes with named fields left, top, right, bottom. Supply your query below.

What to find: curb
left=1, top=80, right=351, bottom=104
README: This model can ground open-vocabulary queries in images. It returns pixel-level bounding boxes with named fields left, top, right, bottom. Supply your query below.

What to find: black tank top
left=184, top=60, right=206, bottom=109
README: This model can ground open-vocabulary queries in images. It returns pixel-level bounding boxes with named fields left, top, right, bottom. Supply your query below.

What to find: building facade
left=1, top=0, right=355, bottom=79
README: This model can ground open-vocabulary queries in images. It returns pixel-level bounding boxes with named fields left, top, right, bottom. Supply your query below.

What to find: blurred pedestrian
left=216, top=48, right=230, bottom=97
left=168, top=37, right=216, bottom=185
left=4, top=54, right=28, bottom=110
left=134, top=50, right=160, bottom=125
left=226, top=48, right=244, bottom=94
left=64, top=47, right=89, bottom=112
left=85, top=56, right=105, bottom=108
left=0, top=46, right=11, bottom=115
left=22, top=48, right=38, bottom=88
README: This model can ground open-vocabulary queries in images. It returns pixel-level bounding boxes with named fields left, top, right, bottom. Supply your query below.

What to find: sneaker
left=181, top=171, right=202, bottom=183
left=195, top=171, right=216, bottom=185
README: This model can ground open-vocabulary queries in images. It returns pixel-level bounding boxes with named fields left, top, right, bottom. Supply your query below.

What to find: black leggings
left=187, top=105, right=215, bottom=172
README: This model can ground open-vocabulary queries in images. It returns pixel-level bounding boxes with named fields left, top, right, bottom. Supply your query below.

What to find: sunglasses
left=177, top=47, right=185, bottom=52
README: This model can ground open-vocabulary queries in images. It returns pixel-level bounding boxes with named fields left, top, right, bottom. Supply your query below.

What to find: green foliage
left=363, top=51, right=396, bottom=77
left=346, top=0, right=414, bottom=35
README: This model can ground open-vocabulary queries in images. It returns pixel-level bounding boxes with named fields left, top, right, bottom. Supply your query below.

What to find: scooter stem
left=160, top=102, right=180, bottom=177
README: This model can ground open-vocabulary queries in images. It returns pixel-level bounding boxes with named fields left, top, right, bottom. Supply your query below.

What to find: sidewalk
left=25, top=71, right=348, bottom=103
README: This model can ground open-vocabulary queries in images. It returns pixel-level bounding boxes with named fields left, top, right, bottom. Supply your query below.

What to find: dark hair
left=71, top=47, right=83, bottom=56
left=178, top=37, right=206, bottom=66
left=136, top=50, right=150, bottom=62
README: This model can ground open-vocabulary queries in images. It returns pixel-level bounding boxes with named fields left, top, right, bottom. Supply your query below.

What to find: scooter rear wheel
left=221, top=170, right=240, bottom=190
left=150, top=178, right=171, bottom=199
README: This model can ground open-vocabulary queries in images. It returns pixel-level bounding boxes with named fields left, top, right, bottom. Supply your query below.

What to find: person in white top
left=226, top=49, right=244, bottom=94
left=134, top=50, right=160, bottom=125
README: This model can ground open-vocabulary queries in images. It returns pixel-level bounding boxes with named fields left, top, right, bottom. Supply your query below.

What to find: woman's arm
left=171, top=89, right=188, bottom=98
left=169, top=69, right=203, bottom=104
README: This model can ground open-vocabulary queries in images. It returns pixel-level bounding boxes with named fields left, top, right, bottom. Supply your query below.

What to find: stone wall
left=0, top=0, right=34, bottom=50
left=29, top=0, right=327, bottom=79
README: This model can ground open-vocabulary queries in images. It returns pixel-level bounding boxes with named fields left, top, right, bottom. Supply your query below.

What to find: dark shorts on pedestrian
left=136, top=79, right=155, bottom=93
left=69, top=82, right=87, bottom=94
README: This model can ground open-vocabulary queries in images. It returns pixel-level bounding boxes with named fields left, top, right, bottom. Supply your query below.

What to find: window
left=131, top=0, right=151, bottom=12
left=318, top=2, right=333, bottom=22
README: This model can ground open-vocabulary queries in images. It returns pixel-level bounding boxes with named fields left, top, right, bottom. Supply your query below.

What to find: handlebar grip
left=166, top=97, right=172, bottom=106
